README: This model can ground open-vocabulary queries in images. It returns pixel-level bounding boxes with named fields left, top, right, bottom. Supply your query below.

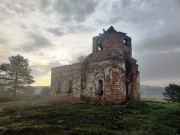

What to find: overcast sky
left=0, top=0, right=180, bottom=86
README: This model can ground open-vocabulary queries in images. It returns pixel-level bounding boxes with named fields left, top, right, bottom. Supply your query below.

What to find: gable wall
left=51, top=63, right=82, bottom=97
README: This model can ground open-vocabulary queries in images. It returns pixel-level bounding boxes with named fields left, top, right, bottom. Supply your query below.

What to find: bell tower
left=91, top=26, right=140, bottom=101
left=92, top=26, right=132, bottom=61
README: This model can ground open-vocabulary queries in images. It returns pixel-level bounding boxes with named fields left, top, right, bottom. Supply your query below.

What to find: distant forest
left=141, top=85, right=165, bottom=100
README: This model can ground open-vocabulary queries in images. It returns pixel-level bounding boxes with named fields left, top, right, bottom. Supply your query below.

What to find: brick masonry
left=51, top=26, right=140, bottom=103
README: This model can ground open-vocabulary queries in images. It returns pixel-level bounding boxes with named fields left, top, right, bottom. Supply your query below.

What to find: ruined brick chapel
left=51, top=26, right=140, bottom=103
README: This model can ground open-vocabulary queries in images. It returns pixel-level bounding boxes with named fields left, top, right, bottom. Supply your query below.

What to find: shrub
left=163, top=83, right=180, bottom=102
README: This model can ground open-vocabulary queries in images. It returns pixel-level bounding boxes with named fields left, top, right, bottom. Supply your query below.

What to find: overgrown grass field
left=0, top=100, right=179, bottom=135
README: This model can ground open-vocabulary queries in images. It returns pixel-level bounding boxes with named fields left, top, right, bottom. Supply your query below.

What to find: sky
left=0, top=0, right=180, bottom=87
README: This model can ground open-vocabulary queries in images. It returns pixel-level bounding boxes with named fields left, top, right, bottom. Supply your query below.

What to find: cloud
left=30, top=34, right=52, bottom=47
left=40, top=0, right=54, bottom=14
left=47, top=25, right=95, bottom=36
left=176, top=0, right=180, bottom=7
left=97, top=0, right=180, bottom=27
left=47, top=28, right=64, bottom=36
left=40, top=0, right=99, bottom=22
left=120, top=0, right=131, bottom=8
left=0, top=0, right=37, bottom=16
left=53, top=0, right=98, bottom=22
left=0, top=36, right=8, bottom=45
left=67, top=25, right=95, bottom=34
left=135, top=30, right=180, bottom=53
left=40, top=0, right=51, bottom=10
left=0, top=0, right=180, bottom=86
left=110, top=0, right=131, bottom=11
left=13, top=33, right=53, bottom=52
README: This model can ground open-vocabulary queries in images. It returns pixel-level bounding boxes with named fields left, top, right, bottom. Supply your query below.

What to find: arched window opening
left=68, top=79, right=72, bottom=94
left=97, top=37, right=103, bottom=51
left=124, top=38, right=128, bottom=45
left=98, top=79, right=103, bottom=96
left=56, top=80, right=61, bottom=93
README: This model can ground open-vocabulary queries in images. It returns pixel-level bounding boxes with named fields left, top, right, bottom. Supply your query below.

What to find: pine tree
left=0, top=55, right=35, bottom=99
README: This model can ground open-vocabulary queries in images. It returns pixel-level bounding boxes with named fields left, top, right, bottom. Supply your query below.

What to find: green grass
left=0, top=100, right=179, bottom=135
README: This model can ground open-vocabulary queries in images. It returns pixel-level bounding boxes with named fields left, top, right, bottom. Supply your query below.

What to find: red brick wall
left=51, top=29, right=140, bottom=103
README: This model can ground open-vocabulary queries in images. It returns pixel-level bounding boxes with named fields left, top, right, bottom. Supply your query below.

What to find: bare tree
left=69, top=54, right=87, bottom=64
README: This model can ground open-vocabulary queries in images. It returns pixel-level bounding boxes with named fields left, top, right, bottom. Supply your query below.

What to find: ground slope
left=0, top=101, right=179, bottom=135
